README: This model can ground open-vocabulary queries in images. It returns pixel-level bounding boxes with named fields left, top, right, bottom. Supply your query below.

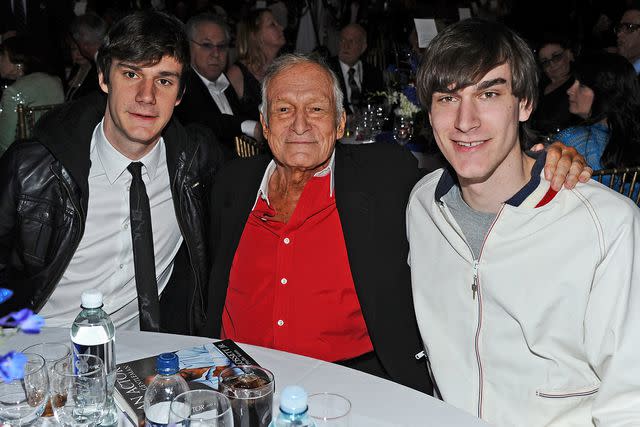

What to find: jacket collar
left=434, top=151, right=547, bottom=208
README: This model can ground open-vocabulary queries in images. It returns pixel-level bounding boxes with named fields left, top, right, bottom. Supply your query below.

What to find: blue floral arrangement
left=0, top=288, right=45, bottom=381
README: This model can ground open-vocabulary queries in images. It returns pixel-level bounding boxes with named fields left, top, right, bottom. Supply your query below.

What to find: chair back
left=16, top=103, right=60, bottom=140
left=234, top=135, right=265, bottom=158
left=592, top=166, right=640, bottom=205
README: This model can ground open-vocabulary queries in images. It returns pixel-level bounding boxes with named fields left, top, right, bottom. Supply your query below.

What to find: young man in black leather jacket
left=0, top=11, right=224, bottom=334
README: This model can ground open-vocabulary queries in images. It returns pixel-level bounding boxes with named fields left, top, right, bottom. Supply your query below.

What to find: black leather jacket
left=0, top=94, right=224, bottom=334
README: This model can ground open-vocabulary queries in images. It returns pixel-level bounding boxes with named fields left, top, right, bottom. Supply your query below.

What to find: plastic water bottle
left=70, top=289, right=117, bottom=426
left=143, top=353, right=189, bottom=426
left=270, top=385, right=316, bottom=427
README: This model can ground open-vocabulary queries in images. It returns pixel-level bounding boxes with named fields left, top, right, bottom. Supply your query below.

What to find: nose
left=135, top=78, right=156, bottom=104
left=567, top=80, right=578, bottom=97
left=291, top=108, right=311, bottom=135
left=454, top=97, right=480, bottom=133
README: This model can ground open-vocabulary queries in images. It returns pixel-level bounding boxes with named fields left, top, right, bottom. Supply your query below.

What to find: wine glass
left=0, top=353, right=50, bottom=425
left=22, top=342, right=71, bottom=419
left=49, top=354, right=106, bottom=426
left=169, top=389, right=234, bottom=426
left=393, top=115, right=414, bottom=145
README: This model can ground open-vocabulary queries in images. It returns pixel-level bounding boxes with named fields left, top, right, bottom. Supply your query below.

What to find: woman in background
left=555, top=51, right=640, bottom=171
left=0, top=36, right=64, bottom=155
left=530, top=35, right=580, bottom=137
left=227, top=8, right=285, bottom=121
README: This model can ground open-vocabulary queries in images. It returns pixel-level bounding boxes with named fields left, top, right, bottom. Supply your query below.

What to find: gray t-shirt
left=442, top=185, right=496, bottom=259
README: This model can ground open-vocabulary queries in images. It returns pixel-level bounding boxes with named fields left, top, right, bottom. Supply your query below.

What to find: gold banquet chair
left=234, top=135, right=265, bottom=158
left=16, top=103, right=60, bottom=140
left=592, top=166, right=640, bottom=206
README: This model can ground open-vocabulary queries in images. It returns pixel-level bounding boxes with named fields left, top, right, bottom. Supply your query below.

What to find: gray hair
left=259, top=53, right=345, bottom=126
left=71, top=13, right=107, bottom=44
left=185, top=13, right=231, bottom=43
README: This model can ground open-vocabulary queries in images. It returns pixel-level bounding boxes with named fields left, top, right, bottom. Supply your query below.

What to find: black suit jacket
left=205, top=142, right=432, bottom=394
left=329, top=57, right=385, bottom=114
left=175, top=69, right=246, bottom=154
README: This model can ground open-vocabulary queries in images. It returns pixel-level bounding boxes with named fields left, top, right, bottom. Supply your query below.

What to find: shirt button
left=124, top=223, right=129, bottom=230
left=126, top=185, right=130, bottom=191
left=277, top=320, right=284, bottom=326
left=119, top=264, right=125, bottom=269
left=280, top=278, right=287, bottom=285
left=283, top=237, right=290, bottom=244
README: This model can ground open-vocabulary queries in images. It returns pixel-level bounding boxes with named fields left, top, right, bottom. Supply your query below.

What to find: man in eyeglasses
left=175, top=13, right=262, bottom=155
left=616, top=7, right=640, bottom=73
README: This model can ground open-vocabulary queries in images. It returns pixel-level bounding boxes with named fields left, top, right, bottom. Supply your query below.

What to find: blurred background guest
left=227, top=8, right=285, bottom=121
left=175, top=13, right=261, bottom=155
left=530, top=34, right=580, bottom=138
left=0, top=36, right=63, bottom=155
left=615, top=6, right=640, bottom=74
left=555, top=51, right=640, bottom=171
left=65, top=13, right=106, bottom=101
left=328, top=23, right=384, bottom=115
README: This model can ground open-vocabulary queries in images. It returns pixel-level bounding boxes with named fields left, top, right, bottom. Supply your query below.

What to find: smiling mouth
left=455, top=140, right=487, bottom=147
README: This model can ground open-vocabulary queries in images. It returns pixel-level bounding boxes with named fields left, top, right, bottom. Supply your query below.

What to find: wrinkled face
left=566, top=79, right=594, bottom=119
left=428, top=63, right=532, bottom=184
left=338, top=26, right=367, bottom=66
left=258, top=11, right=285, bottom=50
left=617, top=10, right=640, bottom=62
left=538, top=43, right=572, bottom=82
left=261, top=62, right=346, bottom=173
left=190, top=21, right=228, bottom=82
left=99, top=55, right=183, bottom=158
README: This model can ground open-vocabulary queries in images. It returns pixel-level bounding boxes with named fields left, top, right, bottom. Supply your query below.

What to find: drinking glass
left=218, top=365, right=274, bottom=427
left=393, top=115, right=414, bottom=145
left=22, top=343, right=71, bottom=418
left=0, top=353, right=49, bottom=426
left=169, top=389, right=234, bottom=426
left=49, top=354, right=106, bottom=426
left=308, top=393, right=351, bottom=427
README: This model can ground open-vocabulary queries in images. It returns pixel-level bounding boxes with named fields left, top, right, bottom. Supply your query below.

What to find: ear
left=98, top=71, right=109, bottom=95
left=260, top=112, right=270, bottom=140
left=518, top=98, right=533, bottom=122
left=336, top=111, right=347, bottom=139
left=175, top=85, right=185, bottom=107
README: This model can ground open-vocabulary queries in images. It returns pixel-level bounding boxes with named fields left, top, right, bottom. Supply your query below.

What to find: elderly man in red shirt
left=204, top=53, right=591, bottom=394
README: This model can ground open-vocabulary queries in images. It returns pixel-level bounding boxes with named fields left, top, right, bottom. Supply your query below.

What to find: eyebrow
left=476, top=78, right=507, bottom=91
left=116, top=62, right=181, bottom=79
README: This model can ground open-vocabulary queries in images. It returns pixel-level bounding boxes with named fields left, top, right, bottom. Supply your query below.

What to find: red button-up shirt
left=221, top=164, right=373, bottom=362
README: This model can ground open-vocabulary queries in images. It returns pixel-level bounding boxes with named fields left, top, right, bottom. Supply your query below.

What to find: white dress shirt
left=39, top=120, right=183, bottom=330
left=339, top=60, right=363, bottom=104
left=193, top=69, right=257, bottom=137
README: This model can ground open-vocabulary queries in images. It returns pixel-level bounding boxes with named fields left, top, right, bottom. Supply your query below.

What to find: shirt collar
left=92, top=118, right=164, bottom=184
left=194, top=68, right=230, bottom=94
left=435, top=151, right=547, bottom=207
left=253, top=150, right=336, bottom=209
left=633, top=58, right=640, bottom=74
left=339, top=59, right=362, bottom=78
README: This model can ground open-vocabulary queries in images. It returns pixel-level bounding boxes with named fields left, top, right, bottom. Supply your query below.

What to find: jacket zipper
left=171, top=152, right=202, bottom=334
left=472, top=204, right=505, bottom=419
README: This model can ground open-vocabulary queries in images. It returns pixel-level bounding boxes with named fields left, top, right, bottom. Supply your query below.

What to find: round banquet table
left=0, top=327, right=488, bottom=427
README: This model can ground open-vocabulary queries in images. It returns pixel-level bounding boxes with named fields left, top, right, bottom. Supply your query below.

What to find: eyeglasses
left=614, top=22, right=640, bottom=34
left=539, top=50, right=566, bottom=68
left=191, top=39, right=229, bottom=53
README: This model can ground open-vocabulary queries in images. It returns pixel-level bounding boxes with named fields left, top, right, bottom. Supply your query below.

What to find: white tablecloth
left=1, top=327, right=488, bottom=427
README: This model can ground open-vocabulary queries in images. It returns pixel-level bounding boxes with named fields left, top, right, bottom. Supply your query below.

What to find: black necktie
left=127, top=162, right=160, bottom=332
left=13, top=0, right=27, bottom=34
left=348, top=67, right=361, bottom=108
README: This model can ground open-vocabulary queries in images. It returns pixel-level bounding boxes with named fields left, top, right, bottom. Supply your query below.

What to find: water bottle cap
left=279, top=385, right=308, bottom=415
left=81, top=289, right=103, bottom=309
left=156, top=352, right=179, bottom=375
